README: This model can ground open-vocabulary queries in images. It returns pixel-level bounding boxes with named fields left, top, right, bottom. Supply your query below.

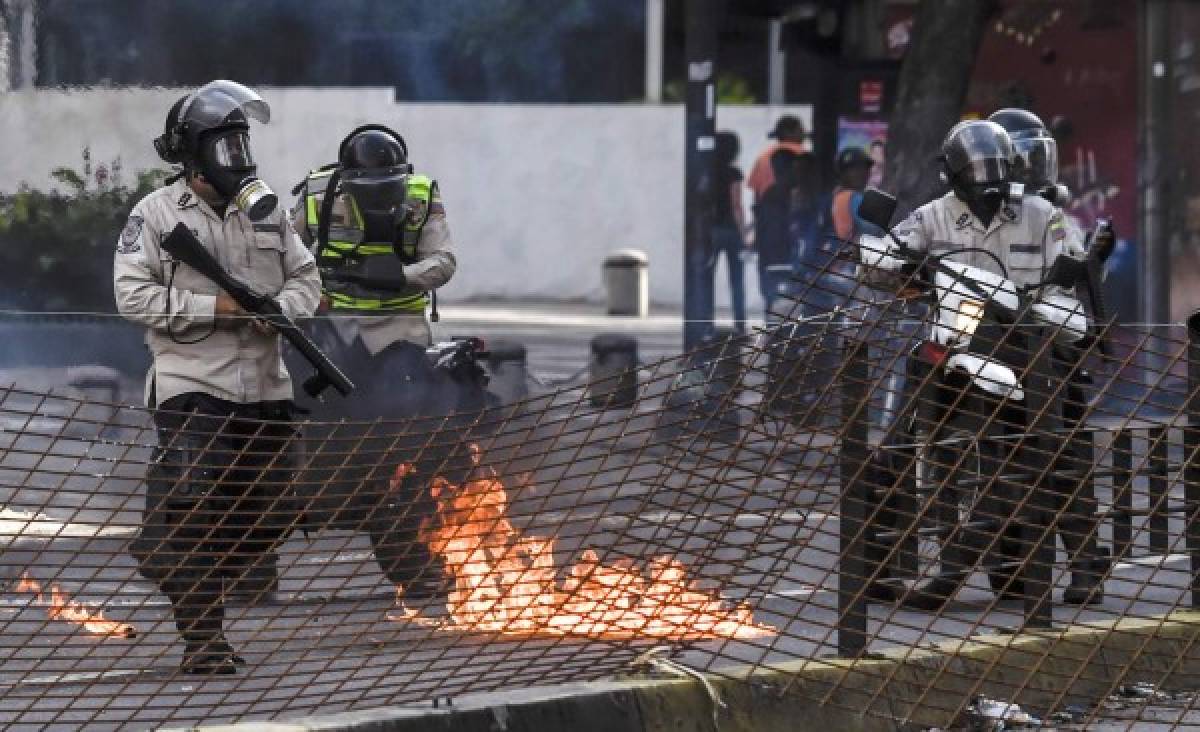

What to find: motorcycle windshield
left=181, top=80, right=271, bottom=130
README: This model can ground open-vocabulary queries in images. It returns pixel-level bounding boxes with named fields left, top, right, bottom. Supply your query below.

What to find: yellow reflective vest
left=303, top=169, right=435, bottom=313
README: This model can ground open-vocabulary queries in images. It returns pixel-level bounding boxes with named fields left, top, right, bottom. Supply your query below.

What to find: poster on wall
left=837, top=118, right=888, bottom=188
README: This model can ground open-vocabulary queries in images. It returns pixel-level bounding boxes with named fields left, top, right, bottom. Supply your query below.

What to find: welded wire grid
left=1, top=246, right=1199, bottom=730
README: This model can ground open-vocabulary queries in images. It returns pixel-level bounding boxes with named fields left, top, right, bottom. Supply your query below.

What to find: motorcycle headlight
left=954, top=299, right=985, bottom=342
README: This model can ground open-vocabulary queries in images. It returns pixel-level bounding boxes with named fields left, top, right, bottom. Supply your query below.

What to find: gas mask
left=198, top=128, right=277, bottom=220
left=340, top=168, right=411, bottom=246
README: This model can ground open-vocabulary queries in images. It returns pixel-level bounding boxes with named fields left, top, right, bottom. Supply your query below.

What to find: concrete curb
left=183, top=611, right=1200, bottom=732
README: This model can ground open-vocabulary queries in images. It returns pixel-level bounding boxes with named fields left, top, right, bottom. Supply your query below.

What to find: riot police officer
left=290, top=126, right=457, bottom=607
left=989, top=107, right=1110, bottom=605
left=861, top=120, right=1092, bottom=610
left=115, top=80, right=321, bottom=673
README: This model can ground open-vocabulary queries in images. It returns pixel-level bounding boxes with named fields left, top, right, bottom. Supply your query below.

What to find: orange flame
left=398, top=446, right=775, bottom=640
left=15, top=572, right=136, bottom=639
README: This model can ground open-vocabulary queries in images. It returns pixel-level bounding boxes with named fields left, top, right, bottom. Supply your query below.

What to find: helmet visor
left=1011, top=131, right=1058, bottom=187
left=943, top=121, right=1014, bottom=185
left=211, top=131, right=256, bottom=169
left=957, top=157, right=1009, bottom=186
left=182, top=80, right=271, bottom=131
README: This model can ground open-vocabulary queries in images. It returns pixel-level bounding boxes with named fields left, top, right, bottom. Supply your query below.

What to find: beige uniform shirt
left=114, top=179, right=321, bottom=406
left=290, top=182, right=456, bottom=354
left=893, top=192, right=1084, bottom=292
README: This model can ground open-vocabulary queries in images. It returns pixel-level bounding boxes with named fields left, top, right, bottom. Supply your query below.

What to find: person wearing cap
left=747, top=115, right=811, bottom=202
left=830, top=146, right=876, bottom=245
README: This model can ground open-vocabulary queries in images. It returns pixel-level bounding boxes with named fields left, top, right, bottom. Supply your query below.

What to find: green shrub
left=0, top=151, right=169, bottom=312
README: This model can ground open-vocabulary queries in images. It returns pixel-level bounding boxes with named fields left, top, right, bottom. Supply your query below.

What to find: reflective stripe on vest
left=327, top=291, right=427, bottom=312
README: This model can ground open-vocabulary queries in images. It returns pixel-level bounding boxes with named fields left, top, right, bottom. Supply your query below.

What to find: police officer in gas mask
left=116, top=80, right=321, bottom=673
left=859, top=120, right=1091, bottom=610
left=290, top=126, right=456, bottom=608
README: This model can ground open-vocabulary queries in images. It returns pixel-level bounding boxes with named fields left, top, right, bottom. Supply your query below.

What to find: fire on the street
left=15, top=572, right=136, bottom=639
left=387, top=449, right=776, bottom=640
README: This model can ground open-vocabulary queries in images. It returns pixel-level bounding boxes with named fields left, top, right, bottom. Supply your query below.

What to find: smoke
left=33, top=0, right=645, bottom=102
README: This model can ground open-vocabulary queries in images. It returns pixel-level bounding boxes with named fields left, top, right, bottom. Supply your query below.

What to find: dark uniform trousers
left=869, top=347, right=1101, bottom=592
left=131, top=392, right=299, bottom=645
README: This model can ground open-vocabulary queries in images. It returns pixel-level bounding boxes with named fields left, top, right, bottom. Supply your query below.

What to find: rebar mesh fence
left=2, top=250, right=1200, bottom=729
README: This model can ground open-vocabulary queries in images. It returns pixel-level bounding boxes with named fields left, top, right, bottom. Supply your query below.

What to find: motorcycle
left=854, top=189, right=1102, bottom=609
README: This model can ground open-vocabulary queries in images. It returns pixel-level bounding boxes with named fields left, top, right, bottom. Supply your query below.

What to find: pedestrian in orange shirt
left=747, top=115, right=810, bottom=201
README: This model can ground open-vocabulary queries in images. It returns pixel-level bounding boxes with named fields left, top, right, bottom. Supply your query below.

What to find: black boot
left=988, top=571, right=1024, bottom=602
left=900, top=572, right=968, bottom=612
left=1063, top=554, right=1109, bottom=606
left=181, top=638, right=245, bottom=675
left=865, top=579, right=898, bottom=604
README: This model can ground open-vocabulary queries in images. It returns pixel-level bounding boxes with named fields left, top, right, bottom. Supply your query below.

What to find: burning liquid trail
left=15, top=572, right=136, bottom=639
left=389, top=450, right=776, bottom=640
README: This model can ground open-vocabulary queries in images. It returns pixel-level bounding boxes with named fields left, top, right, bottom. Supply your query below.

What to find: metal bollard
left=1112, top=429, right=1134, bottom=560
left=1149, top=427, right=1170, bottom=555
left=1186, top=310, right=1200, bottom=607
left=486, top=340, right=529, bottom=405
left=838, top=335, right=870, bottom=657
left=589, top=334, right=639, bottom=409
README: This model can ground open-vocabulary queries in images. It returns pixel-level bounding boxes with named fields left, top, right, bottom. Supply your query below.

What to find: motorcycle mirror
left=858, top=188, right=898, bottom=231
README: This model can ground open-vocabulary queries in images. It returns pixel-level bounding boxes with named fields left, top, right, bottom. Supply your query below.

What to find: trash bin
left=603, top=249, right=649, bottom=316
left=589, top=333, right=639, bottom=408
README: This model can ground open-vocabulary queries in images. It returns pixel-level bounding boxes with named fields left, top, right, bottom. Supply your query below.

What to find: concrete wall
left=0, top=88, right=810, bottom=308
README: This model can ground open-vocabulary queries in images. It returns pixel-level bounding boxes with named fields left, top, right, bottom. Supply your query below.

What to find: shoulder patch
left=176, top=191, right=193, bottom=207
left=1001, top=205, right=1017, bottom=221
left=117, top=215, right=144, bottom=254
left=1049, top=213, right=1068, bottom=242
left=955, top=213, right=971, bottom=230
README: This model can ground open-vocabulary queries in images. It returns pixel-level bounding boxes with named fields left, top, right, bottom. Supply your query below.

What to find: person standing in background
left=829, top=147, right=875, bottom=245
left=754, top=148, right=801, bottom=312
left=747, top=115, right=810, bottom=202
left=709, top=131, right=749, bottom=336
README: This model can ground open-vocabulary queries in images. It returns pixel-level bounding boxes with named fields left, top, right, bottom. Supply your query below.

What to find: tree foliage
left=0, top=152, right=169, bottom=312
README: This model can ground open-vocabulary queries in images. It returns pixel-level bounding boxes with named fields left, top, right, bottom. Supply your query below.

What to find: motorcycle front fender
left=945, top=352, right=1025, bottom=402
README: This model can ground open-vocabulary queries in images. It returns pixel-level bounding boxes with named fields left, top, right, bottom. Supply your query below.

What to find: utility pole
left=1140, top=0, right=1171, bottom=326
left=0, top=0, right=37, bottom=91
left=645, top=0, right=664, bottom=103
left=683, top=0, right=721, bottom=350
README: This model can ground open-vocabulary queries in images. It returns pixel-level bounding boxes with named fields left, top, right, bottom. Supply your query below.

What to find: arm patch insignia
left=117, top=215, right=144, bottom=254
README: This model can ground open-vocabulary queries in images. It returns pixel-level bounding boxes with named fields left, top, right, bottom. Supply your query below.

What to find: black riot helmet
left=153, top=80, right=277, bottom=220
left=338, top=125, right=410, bottom=171
left=988, top=107, right=1068, bottom=206
left=334, top=125, right=414, bottom=245
left=941, top=120, right=1015, bottom=223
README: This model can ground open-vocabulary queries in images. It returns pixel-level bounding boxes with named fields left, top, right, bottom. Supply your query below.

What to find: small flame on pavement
left=15, top=572, right=136, bottom=639
left=391, top=447, right=776, bottom=640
